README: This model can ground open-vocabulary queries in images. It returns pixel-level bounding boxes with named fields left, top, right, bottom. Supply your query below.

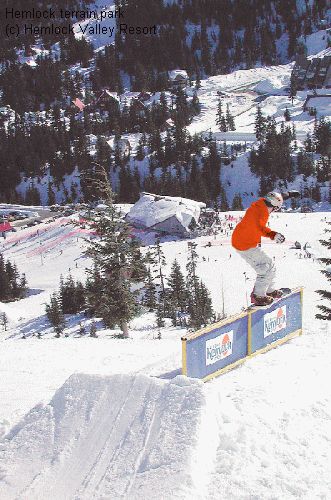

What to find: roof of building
left=104, top=90, right=120, bottom=101
left=126, top=193, right=206, bottom=231
left=303, top=95, right=331, bottom=115
left=106, top=137, right=131, bottom=149
left=168, top=69, right=188, bottom=81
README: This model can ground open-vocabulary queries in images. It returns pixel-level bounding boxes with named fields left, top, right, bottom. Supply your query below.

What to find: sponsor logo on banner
left=264, top=305, right=287, bottom=338
left=206, top=331, right=233, bottom=366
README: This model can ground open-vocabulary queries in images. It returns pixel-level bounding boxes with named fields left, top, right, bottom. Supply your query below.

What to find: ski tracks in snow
left=2, top=339, right=330, bottom=500
left=0, top=373, right=206, bottom=500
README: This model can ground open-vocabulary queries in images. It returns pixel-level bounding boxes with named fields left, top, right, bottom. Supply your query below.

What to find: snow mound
left=0, top=373, right=205, bottom=500
left=127, top=193, right=206, bottom=231
left=253, top=73, right=290, bottom=95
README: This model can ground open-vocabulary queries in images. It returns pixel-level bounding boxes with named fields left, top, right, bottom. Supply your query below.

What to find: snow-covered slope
left=0, top=210, right=330, bottom=498
left=73, top=1, right=116, bottom=49
left=0, top=373, right=206, bottom=500
left=304, top=28, right=331, bottom=57
left=1, top=327, right=331, bottom=499
left=188, top=61, right=329, bottom=141
left=13, top=48, right=331, bottom=208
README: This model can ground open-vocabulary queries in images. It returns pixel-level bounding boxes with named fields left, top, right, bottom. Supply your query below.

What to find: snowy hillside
left=10, top=58, right=331, bottom=210
left=188, top=61, right=329, bottom=140
left=0, top=3, right=331, bottom=496
left=73, top=1, right=116, bottom=49
left=0, top=210, right=330, bottom=499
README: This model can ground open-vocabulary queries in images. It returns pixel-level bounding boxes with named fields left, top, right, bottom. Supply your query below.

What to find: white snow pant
left=237, top=246, right=276, bottom=297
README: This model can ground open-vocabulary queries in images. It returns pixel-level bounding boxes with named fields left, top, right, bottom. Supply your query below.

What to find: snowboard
left=248, top=288, right=292, bottom=309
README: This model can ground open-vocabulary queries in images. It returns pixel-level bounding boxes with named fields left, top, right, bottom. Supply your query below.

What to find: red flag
left=72, top=98, right=85, bottom=111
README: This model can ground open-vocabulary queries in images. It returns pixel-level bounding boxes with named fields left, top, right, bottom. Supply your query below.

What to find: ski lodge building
left=106, top=137, right=131, bottom=158
left=303, top=93, right=331, bottom=115
left=168, top=70, right=189, bottom=90
left=126, top=192, right=206, bottom=237
left=292, top=49, right=331, bottom=90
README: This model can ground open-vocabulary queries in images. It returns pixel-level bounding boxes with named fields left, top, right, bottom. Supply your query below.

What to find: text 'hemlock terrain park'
left=0, top=0, right=331, bottom=499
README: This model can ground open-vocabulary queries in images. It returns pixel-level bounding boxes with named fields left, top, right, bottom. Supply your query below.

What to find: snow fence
left=182, top=288, right=303, bottom=382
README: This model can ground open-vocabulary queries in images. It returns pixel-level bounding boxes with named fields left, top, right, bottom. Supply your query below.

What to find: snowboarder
left=231, top=191, right=299, bottom=306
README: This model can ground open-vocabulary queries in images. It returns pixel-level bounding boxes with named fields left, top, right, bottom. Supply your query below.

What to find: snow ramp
left=0, top=373, right=214, bottom=500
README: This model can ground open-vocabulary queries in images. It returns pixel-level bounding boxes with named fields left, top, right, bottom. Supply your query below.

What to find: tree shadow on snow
left=8, top=312, right=100, bottom=339
left=26, top=288, right=44, bottom=297
left=8, top=314, right=51, bottom=339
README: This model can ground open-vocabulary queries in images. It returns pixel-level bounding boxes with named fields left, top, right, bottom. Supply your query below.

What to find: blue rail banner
left=250, top=290, right=302, bottom=354
left=182, top=288, right=303, bottom=382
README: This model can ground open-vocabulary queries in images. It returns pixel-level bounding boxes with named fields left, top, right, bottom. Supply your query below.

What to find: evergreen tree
left=186, top=242, right=200, bottom=326
left=304, top=132, right=314, bottom=153
left=226, top=104, right=235, bottom=131
left=316, top=221, right=331, bottom=320
left=89, top=320, right=98, bottom=337
left=85, top=165, right=148, bottom=337
left=78, top=321, right=86, bottom=336
left=255, top=106, right=267, bottom=142
left=231, top=193, right=244, bottom=210
left=195, top=280, right=214, bottom=326
left=219, top=186, right=230, bottom=211
left=0, top=254, right=28, bottom=302
left=314, top=118, right=331, bottom=156
left=216, top=98, right=223, bottom=130
left=144, top=267, right=157, bottom=310
left=156, top=303, right=165, bottom=328
left=150, top=238, right=167, bottom=311
left=297, top=151, right=314, bottom=177
left=202, top=140, right=222, bottom=203
left=166, top=259, right=187, bottom=316
left=289, top=74, right=298, bottom=104
left=312, top=183, right=321, bottom=202
left=191, top=91, right=201, bottom=115
left=284, top=107, right=291, bottom=121
left=45, top=292, right=65, bottom=337
left=19, top=273, right=27, bottom=298
left=195, top=71, right=201, bottom=90
left=25, top=184, right=41, bottom=205
left=186, top=242, right=213, bottom=328
left=0, top=254, right=10, bottom=301
left=1, top=312, right=8, bottom=331
left=59, top=274, right=85, bottom=314
left=47, top=181, right=56, bottom=206
left=136, top=134, right=146, bottom=161
left=250, top=121, right=295, bottom=182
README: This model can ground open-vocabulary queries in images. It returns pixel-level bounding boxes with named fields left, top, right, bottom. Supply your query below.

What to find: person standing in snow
left=231, top=192, right=286, bottom=306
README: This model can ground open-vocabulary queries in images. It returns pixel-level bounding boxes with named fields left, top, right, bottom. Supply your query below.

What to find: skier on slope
left=231, top=191, right=299, bottom=306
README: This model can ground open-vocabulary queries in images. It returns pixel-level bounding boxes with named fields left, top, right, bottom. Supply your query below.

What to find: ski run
left=0, top=209, right=330, bottom=500
left=1, top=13, right=331, bottom=500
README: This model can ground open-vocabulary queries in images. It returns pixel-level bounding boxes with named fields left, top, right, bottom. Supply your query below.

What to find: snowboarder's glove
left=274, top=232, right=285, bottom=244
left=281, top=190, right=300, bottom=200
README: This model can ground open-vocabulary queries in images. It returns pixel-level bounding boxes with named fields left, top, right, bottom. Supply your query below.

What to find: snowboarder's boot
left=267, top=288, right=291, bottom=299
left=251, top=292, right=273, bottom=306
left=267, top=289, right=284, bottom=299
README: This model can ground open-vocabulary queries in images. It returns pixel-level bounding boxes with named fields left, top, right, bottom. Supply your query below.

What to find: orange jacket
left=231, top=198, right=277, bottom=250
